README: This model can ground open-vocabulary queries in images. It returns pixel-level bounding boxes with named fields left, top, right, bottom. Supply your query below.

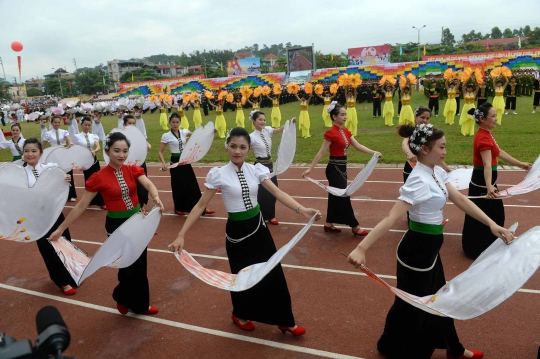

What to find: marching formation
left=2, top=68, right=540, bottom=359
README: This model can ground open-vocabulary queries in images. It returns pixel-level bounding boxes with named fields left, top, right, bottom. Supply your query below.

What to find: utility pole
left=73, top=58, right=77, bottom=71
left=413, top=25, right=426, bottom=61
left=441, top=27, right=444, bottom=43
left=0, top=57, right=6, bottom=80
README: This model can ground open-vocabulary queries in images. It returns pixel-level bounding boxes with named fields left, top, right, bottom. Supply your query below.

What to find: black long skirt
left=255, top=158, right=278, bottom=220
left=36, top=213, right=78, bottom=288
left=83, top=156, right=104, bottom=206
left=225, top=213, right=295, bottom=326
left=462, top=169, right=505, bottom=259
left=137, top=162, right=149, bottom=207
left=325, top=157, right=359, bottom=227
left=170, top=156, right=202, bottom=212
left=403, top=160, right=413, bottom=183
left=377, top=230, right=465, bottom=359
left=67, top=169, right=77, bottom=199
left=105, top=215, right=150, bottom=313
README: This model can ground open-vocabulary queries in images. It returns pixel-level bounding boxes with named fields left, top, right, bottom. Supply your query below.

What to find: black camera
left=0, top=306, right=76, bottom=359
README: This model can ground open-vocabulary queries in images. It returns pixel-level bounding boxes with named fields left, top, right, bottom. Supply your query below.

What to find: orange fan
left=304, top=82, right=313, bottom=94
left=461, top=68, right=472, bottom=83
left=240, top=85, right=252, bottom=97
left=443, top=68, right=454, bottom=81
left=287, top=83, right=300, bottom=94
left=453, top=70, right=462, bottom=80
left=273, top=84, right=282, bottom=95
left=253, top=86, right=262, bottom=98
left=204, top=90, right=214, bottom=100
left=226, top=93, right=234, bottom=103
left=400, top=75, right=407, bottom=88
left=379, top=75, right=388, bottom=86
left=329, top=83, right=338, bottom=94
left=338, top=74, right=350, bottom=87
left=501, top=66, right=512, bottom=78
left=407, top=73, right=417, bottom=85
left=490, top=67, right=501, bottom=78
left=241, top=96, right=247, bottom=105
left=182, top=93, right=191, bottom=103
left=350, top=73, right=362, bottom=88
left=314, top=84, right=324, bottom=95
left=474, top=67, right=484, bottom=85
left=218, top=90, right=228, bottom=100
left=262, top=85, right=271, bottom=96
left=190, top=92, right=199, bottom=102
left=149, top=95, right=157, bottom=103
left=388, top=77, right=397, bottom=85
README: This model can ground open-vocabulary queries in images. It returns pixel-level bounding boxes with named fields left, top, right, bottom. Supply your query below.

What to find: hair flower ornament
left=326, top=101, right=338, bottom=114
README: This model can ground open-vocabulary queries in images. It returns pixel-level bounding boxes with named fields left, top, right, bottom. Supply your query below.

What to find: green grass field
left=2, top=96, right=539, bottom=165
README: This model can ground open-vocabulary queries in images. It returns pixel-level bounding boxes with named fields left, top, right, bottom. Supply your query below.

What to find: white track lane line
left=0, top=283, right=363, bottom=359
left=69, top=238, right=540, bottom=295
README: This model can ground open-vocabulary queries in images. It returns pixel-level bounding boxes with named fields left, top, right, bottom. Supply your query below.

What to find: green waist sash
left=171, top=153, right=180, bottom=158
left=409, top=220, right=444, bottom=235
left=12, top=155, right=22, bottom=161
left=228, top=204, right=260, bottom=221
left=107, top=204, right=141, bottom=218
left=473, top=165, right=497, bottom=171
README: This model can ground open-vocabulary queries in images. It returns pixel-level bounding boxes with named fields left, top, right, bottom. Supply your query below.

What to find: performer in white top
left=133, top=106, right=147, bottom=138
left=116, top=109, right=124, bottom=128
left=168, top=127, right=321, bottom=336
left=42, top=115, right=77, bottom=201
left=22, top=137, right=78, bottom=295
left=347, top=123, right=514, bottom=359
left=0, top=123, right=25, bottom=161
left=91, top=110, right=106, bottom=142
left=65, top=113, right=79, bottom=138
left=72, top=116, right=106, bottom=209
left=249, top=110, right=295, bottom=225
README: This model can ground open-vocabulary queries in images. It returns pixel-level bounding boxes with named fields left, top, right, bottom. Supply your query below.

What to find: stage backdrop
left=287, top=46, right=315, bottom=72
left=348, top=44, right=391, bottom=66
left=422, top=48, right=540, bottom=62
left=226, top=58, right=261, bottom=76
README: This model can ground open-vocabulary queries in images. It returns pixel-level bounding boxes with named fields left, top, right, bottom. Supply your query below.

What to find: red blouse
left=324, top=125, right=352, bottom=157
left=86, top=164, right=145, bottom=211
left=473, top=128, right=500, bottom=167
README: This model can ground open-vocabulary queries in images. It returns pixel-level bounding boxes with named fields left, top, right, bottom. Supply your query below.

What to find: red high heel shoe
left=278, top=325, right=306, bottom=336
left=143, top=306, right=159, bottom=315
left=323, top=225, right=342, bottom=233
left=268, top=219, right=279, bottom=225
left=204, top=209, right=215, bottom=215
left=117, top=304, right=159, bottom=315
left=352, top=227, right=369, bottom=236
left=175, top=211, right=187, bottom=216
left=61, top=286, right=76, bottom=296
left=231, top=314, right=255, bottom=331
left=117, top=303, right=128, bottom=315
left=447, top=349, right=484, bottom=359
left=100, top=205, right=107, bottom=210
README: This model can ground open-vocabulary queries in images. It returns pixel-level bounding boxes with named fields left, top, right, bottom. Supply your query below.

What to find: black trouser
left=372, top=99, right=381, bottom=116
left=505, top=96, right=516, bottom=110
left=398, top=101, right=402, bottom=115
left=428, top=98, right=439, bottom=115
left=1, top=116, right=5, bottom=126
left=455, top=97, right=460, bottom=114
left=477, top=98, right=487, bottom=107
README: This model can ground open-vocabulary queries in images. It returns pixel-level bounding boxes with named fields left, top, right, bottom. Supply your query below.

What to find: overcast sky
left=1, top=0, right=538, bottom=82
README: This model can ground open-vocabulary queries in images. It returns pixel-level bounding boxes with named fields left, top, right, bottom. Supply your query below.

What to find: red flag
left=17, top=56, right=22, bottom=81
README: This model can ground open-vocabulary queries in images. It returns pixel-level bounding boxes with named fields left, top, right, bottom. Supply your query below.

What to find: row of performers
left=3, top=99, right=532, bottom=358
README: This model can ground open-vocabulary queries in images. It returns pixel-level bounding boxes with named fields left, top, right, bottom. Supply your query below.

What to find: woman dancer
left=23, top=138, right=78, bottom=295
left=443, top=79, right=459, bottom=125
left=344, top=88, right=358, bottom=135
left=158, top=112, right=215, bottom=216
left=295, top=93, right=312, bottom=138
left=247, top=95, right=262, bottom=130
left=492, top=76, right=508, bottom=125
left=348, top=123, right=515, bottom=359
left=316, top=90, right=336, bottom=128
left=461, top=103, right=531, bottom=259
left=168, top=127, right=321, bottom=335
left=42, top=115, right=77, bottom=202
left=49, top=132, right=164, bottom=315
left=303, top=102, right=381, bottom=236
left=158, top=101, right=169, bottom=131
left=192, top=93, right=203, bottom=129
left=0, top=123, right=24, bottom=161
left=92, top=110, right=106, bottom=143
left=398, top=82, right=414, bottom=126
left=65, top=113, right=79, bottom=139
left=250, top=110, right=295, bottom=225
left=265, top=91, right=282, bottom=128
left=133, top=105, right=148, bottom=136
left=72, top=117, right=105, bottom=209
left=459, top=83, right=479, bottom=136
left=383, top=83, right=395, bottom=126
left=235, top=96, right=245, bottom=128
left=209, top=100, right=226, bottom=138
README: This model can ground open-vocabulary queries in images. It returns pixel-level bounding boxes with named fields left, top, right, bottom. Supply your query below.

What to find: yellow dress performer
left=382, top=85, right=395, bottom=126
left=294, top=91, right=312, bottom=138
left=443, top=80, right=459, bottom=125
left=270, top=97, right=282, bottom=128
left=345, top=93, right=358, bottom=135
left=177, top=105, right=189, bottom=130
left=248, top=97, right=261, bottom=130
left=191, top=91, right=203, bottom=129
left=212, top=103, right=226, bottom=138
left=159, top=105, right=169, bottom=131
left=235, top=102, right=245, bottom=128
left=492, top=77, right=508, bottom=125
left=459, top=84, right=478, bottom=136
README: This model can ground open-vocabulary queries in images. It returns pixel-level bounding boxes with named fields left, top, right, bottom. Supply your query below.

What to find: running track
left=1, top=165, right=539, bottom=359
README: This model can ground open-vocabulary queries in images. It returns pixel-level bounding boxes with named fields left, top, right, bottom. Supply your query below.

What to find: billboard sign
left=348, top=44, right=391, bottom=66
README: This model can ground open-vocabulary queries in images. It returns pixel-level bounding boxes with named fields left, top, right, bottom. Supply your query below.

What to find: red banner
left=17, top=56, right=21, bottom=81
left=348, top=44, right=391, bottom=66
left=422, top=48, right=540, bottom=62
left=119, top=75, right=205, bottom=89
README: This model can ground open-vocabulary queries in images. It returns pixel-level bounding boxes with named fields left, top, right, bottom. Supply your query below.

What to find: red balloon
left=11, top=41, right=23, bottom=52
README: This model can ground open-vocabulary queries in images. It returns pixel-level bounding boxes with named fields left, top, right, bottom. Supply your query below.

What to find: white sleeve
left=265, top=126, right=274, bottom=137
left=254, top=163, right=271, bottom=183
left=435, top=166, right=450, bottom=184
left=160, top=133, right=170, bottom=144
left=398, top=174, right=431, bottom=205
left=204, top=167, right=222, bottom=189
